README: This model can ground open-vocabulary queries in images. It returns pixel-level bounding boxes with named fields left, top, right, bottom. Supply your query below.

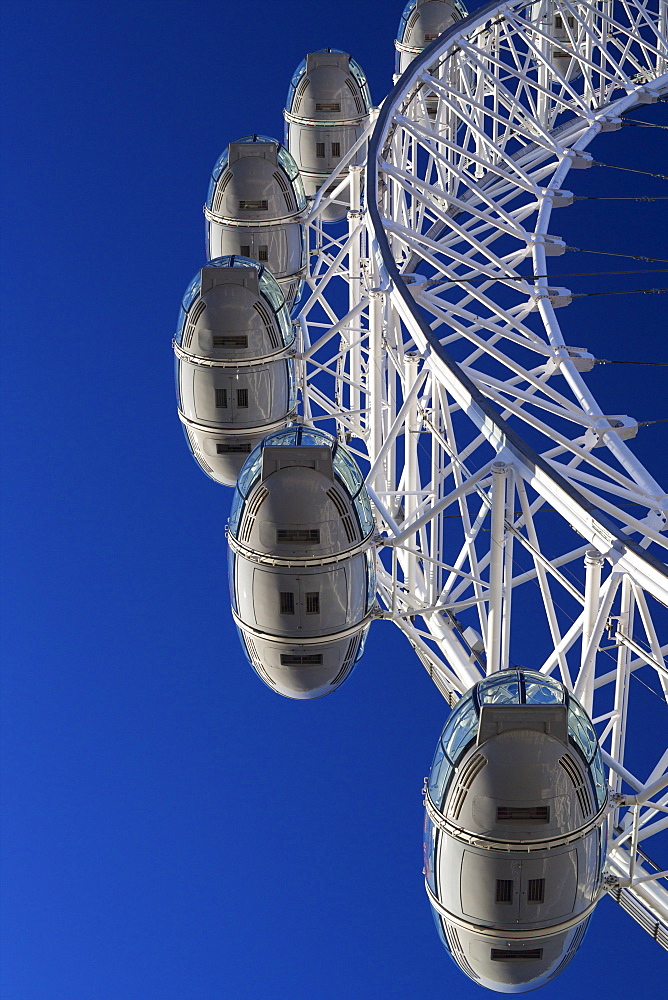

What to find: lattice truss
left=294, top=0, right=668, bottom=936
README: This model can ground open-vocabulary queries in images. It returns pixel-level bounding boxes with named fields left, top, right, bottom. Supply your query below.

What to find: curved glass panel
left=236, top=442, right=264, bottom=498
left=258, top=269, right=285, bottom=313
left=524, top=671, right=565, bottom=705
left=348, top=56, right=373, bottom=110
left=261, top=426, right=333, bottom=449
left=228, top=549, right=237, bottom=613
left=333, top=444, right=364, bottom=496
left=424, top=814, right=437, bottom=894
left=355, top=490, right=375, bottom=537
left=287, top=359, right=297, bottom=411
left=365, top=547, right=376, bottom=613
left=235, top=133, right=275, bottom=144
left=568, top=696, right=598, bottom=762
left=591, top=748, right=607, bottom=809
left=428, top=738, right=454, bottom=811
left=276, top=146, right=307, bottom=208
left=396, top=0, right=418, bottom=43
left=285, top=58, right=306, bottom=111
left=477, top=672, right=520, bottom=706
left=356, top=622, right=371, bottom=662
left=442, top=692, right=477, bottom=762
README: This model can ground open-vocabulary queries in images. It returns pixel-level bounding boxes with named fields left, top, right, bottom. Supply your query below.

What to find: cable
left=422, top=268, right=668, bottom=286
left=620, top=120, right=668, bottom=130
left=571, top=287, right=668, bottom=298
left=595, top=359, right=668, bottom=367
left=566, top=247, right=668, bottom=263
left=573, top=196, right=668, bottom=201
left=593, top=160, right=668, bottom=180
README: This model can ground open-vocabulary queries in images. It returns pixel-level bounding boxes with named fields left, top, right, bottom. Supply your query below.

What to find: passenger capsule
left=204, top=135, right=307, bottom=309
left=227, top=426, right=376, bottom=698
left=174, top=257, right=297, bottom=486
left=284, top=49, right=372, bottom=224
left=395, top=0, right=468, bottom=78
left=424, top=669, right=608, bottom=992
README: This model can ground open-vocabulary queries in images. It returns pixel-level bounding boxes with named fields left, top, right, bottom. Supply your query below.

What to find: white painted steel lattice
left=294, top=0, right=668, bottom=945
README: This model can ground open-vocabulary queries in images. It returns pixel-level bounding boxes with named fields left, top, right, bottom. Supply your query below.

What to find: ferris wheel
left=294, top=0, right=668, bottom=963
left=175, top=0, right=668, bottom=988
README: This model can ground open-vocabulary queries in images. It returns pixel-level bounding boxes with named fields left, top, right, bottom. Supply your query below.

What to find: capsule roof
left=396, top=0, right=468, bottom=49
left=285, top=49, right=372, bottom=120
left=229, top=425, right=375, bottom=543
left=427, top=669, right=608, bottom=822
left=205, top=135, right=306, bottom=217
left=174, top=256, right=293, bottom=356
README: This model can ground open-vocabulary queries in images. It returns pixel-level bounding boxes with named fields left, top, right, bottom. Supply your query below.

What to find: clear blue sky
left=1, top=2, right=666, bottom=998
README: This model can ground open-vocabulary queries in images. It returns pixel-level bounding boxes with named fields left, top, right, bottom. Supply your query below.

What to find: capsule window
left=280, top=654, right=323, bottom=665
left=331, top=142, right=341, bottom=158
left=215, top=387, right=228, bottom=408
left=258, top=245, right=269, bottom=262
left=495, top=880, right=513, bottom=904
left=213, top=335, right=248, bottom=348
left=491, top=949, right=543, bottom=962
left=305, top=592, right=320, bottom=615
left=316, top=142, right=326, bottom=158
left=527, top=878, right=545, bottom=903
left=239, top=199, right=268, bottom=210
left=279, top=592, right=295, bottom=615
left=315, top=102, right=340, bottom=112
left=239, top=244, right=251, bottom=257
left=216, top=442, right=251, bottom=454
left=276, top=529, right=320, bottom=543
left=236, top=388, right=248, bottom=408
left=497, top=806, right=550, bottom=823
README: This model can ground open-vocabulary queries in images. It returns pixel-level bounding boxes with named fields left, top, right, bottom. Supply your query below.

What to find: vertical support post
left=580, top=549, right=604, bottom=715
left=348, top=166, right=362, bottom=421
left=487, top=462, right=507, bottom=674
left=500, top=466, right=514, bottom=674
left=368, top=286, right=384, bottom=487
left=610, top=575, right=634, bottom=828
left=404, top=353, right=421, bottom=600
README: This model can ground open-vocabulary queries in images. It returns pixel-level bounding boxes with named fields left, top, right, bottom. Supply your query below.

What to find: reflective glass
left=355, top=491, right=375, bottom=537
left=442, top=693, right=477, bottom=762
left=333, top=444, right=364, bottom=496
left=348, top=56, right=373, bottom=110
left=297, top=427, right=334, bottom=447
left=259, top=269, right=285, bottom=313
left=262, top=428, right=300, bottom=448
left=276, top=307, right=293, bottom=348
left=423, top=815, right=437, bottom=894
left=591, top=748, right=607, bottom=809
left=428, top=739, right=453, bottom=811
left=206, top=148, right=230, bottom=208
left=397, top=0, right=418, bottom=42
left=286, top=59, right=306, bottom=111
left=523, top=671, right=565, bottom=705
left=228, top=550, right=237, bottom=612
left=236, top=134, right=274, bottom=144
left=276, top=146, right=307, bottom=208
left=568, top=696, right=598, bottom=762
left=236, top=443, right=264, bottom=499
left=229, top=488, right=244, bottom=536
left=478, top=673, right=520, bottom=706
left=355, top=622, right=371, bottom=662
left=365, top=547, right=376, bottom=612
left=287, top=359, right=297, bottom=410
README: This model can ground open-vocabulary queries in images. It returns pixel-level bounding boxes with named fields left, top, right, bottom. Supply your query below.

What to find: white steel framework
left=294, top=0, right=668, bottom=944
